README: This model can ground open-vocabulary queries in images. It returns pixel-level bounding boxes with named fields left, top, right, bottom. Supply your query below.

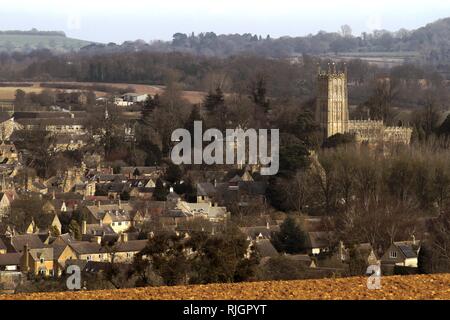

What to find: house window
left=390, top=251, right=397, bottom=259
left=118, top=222, right=122, bottom=226
left=87, top=255, right=91, bottom=261
left=40, top=258, right=44, bottom=264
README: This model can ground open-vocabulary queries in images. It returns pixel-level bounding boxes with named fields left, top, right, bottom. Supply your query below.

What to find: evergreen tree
left=418, top=242, right=434, bottom=274
left=348, top=247, right=367, bottom=276
left=249, top=76, right=270, bottom=112
left=273, top=216, right=307, bottom=254
left=279, top=137, right=311, bottom=173
left=138, top=233, right=189, bottom=286
left=142, top=94, right=160, bottom=125
left=153, top=178, right=168, bottom=201
left=265, top=177, right=289, bottom=211
left=322, top=133, right=356, bottom=149
left=120, top=190, right=131, bottom=201
left=293, top=110, right=319, bottom=148
left=165, top=163, right=183, bottom=184
left=204, top=86, right=225, bottom=112
left=68, top=220, right=82, bottom=241
left=14, top=89, right=26, bottom=108
left=185, top=105, right=204, bottom=135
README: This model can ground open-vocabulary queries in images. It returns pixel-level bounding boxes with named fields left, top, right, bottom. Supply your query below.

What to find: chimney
left=118, top=199, right=122, bottom=209
left=23, top=244, right=30, bottom=272
left=99, top=219, right=103, bottom=227
left=412, top=234, right=416, bottom=245
left=97, top=201, right=101, bottom=208
left=214, top=179, right=217, bottom=187
left=92, top=236, right=101, bottom=244
left=266, top=221, right=270, bottom=230
left=82, top=220, right=87, bottom=235
left=121, top=233, right=128, bottom=243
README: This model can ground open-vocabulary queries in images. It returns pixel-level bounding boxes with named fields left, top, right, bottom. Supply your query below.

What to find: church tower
left=316, top=63, right=349, bottom=139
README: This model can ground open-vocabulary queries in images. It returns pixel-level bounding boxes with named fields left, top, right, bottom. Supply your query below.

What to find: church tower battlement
left=315, top=64, right=412, bottom=145
left=316, top=63, right=349, bottom=139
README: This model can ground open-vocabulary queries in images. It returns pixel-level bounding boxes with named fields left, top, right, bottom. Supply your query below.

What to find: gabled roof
left=237, top=181, right=266, bottom=195
left=128, top=178, right=152, bottom=188
left=0, top=252, right=22, bottom=266
left=196, top=182, right=216, bottom=197
left=32, top=180, right=47, bottom=190
left=167, top=191, right=181, bottom=202
left=95, top=174, right=127, bottom=182
left=394, top=242, right=419, bottom=259
left=164, top=209, right=192, bottom=218
left=0, top=237, right=7, bottom=251
left=53, top=233, right=75, bottom=246
left=113, top=240, right=147, bottom=253
left=285, top=254, right=312, bottom=262
left=66, top=260, right=130, bottom=273
left=28, top=248, right=54, bottom=261
left=240, top=225, right=279, bottom=239
left=69, top=242, right=106, bottom=255
left=121, top=166, right=162, bottom=175
left=84, top=224, right=116, bottom=236
left=255, top=239, right=278, bottom=258
left=0, top=234, right=45, bottom=252
left=51, top=244, right=70, bottom=259
left=307, top=232, right=334, bottom=249
left=229, top=175, right=242, bottom=183
left=104, top=211, right=132, bottom=223
left=85, top=203, right=133, bottom=221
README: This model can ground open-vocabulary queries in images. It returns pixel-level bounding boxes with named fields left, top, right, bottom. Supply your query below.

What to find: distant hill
left=0, top=29, right=93, bottom=53
left=80, top=17, right=450, bottom=66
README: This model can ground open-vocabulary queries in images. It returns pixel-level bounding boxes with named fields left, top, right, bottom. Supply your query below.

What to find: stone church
left=315, top=66, right=412, bottom=145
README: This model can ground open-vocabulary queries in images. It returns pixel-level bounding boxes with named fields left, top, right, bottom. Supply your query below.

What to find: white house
left=122, top=93, right=148, bottom=103
left=380, top=241, right=421, bottom=268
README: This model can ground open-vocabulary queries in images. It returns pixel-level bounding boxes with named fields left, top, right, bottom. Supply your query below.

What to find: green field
left=0, top=34, right=92, bottom=53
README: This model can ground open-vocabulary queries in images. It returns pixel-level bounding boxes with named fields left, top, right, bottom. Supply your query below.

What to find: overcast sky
left=0, top=0, right=449, bottom=43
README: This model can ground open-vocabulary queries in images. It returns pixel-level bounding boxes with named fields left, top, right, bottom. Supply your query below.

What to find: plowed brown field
left=2, top=274, right=450, bottom=300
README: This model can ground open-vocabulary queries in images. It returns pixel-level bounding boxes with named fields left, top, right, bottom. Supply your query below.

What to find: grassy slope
left=0, top=34, right=92, bottom=52
left=0, top=82, right=206, bottom=104
left=4, top=274, right=450, bottom=300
